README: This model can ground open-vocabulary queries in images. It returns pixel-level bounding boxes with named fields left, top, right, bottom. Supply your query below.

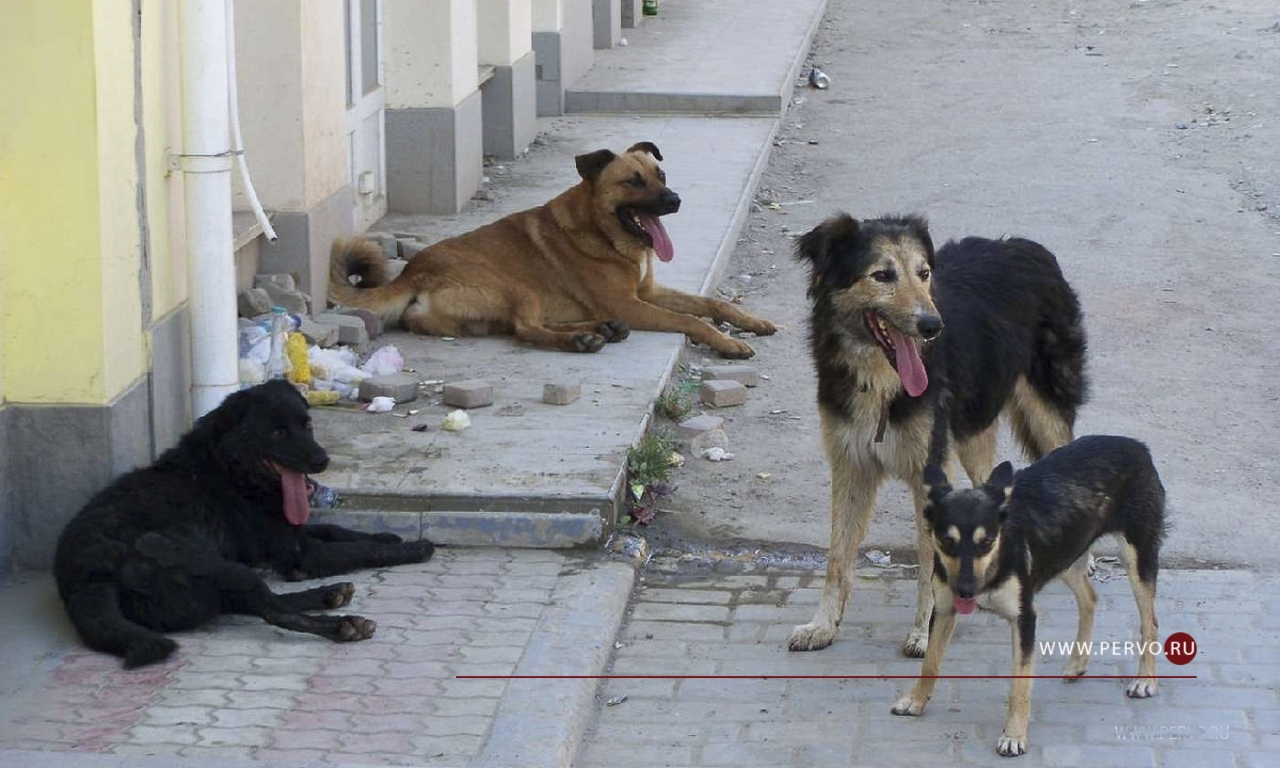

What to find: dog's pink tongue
left=639, top=213, right=674, bottom=262
left=280, top=470, right=311, bottom=526
left=955, top=596, right=977, bottom=615
left=886, top=325, right=928, bottom=397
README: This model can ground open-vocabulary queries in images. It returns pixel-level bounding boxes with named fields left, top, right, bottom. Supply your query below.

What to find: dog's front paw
left=996, top=732, right=1028, bottom=757
left=571, top=333, right=607, bottom=353
left=716, top=337, right=756, bottom=360
left=787, top=622, right=837, bottom=652
left=599, top=320, right=630, bottom=343
left=335, top=616, right=377, bottom=642
left=891, top=694, right=927, bottom=716
left=745, top=317, right=777, bottom=336
left=323, top=582, right=356, bottom=608
left=1062, top=655, right=1089, bottom=680
left=1126, top=678, right=1157, bottom=698
left=901, top=628, right=929, bottom=658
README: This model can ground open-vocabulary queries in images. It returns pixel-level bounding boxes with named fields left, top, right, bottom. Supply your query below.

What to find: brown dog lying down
left=328, top=142, right=776, bottom=358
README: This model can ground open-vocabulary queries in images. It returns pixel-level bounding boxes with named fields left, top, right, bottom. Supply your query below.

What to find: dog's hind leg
left=788, top=436, right=881, bottom=652
left=1122, top=539, right=1161, bottom=698
left=507, top=291, right=610, bottom=352
left=1059, top=554, right=1097, bottom=680
left=1010, top=376, right=1074, bottom=461
left=955, top=425, right=996, bottom=488
left=64, top=583, right=178, bottom=669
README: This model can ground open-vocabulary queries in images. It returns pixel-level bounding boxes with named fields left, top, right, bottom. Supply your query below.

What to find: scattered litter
left=408, top=409, right=420, bottom=415
left=411, top=424, right=429, bottom=433
left=808, top=67, right=830, bottom=89
left=669, top=451, right=686, bottom=468
left=606, top=695, right=628, bottom=707
left=702, top=447, right=735, bottom=462
left=614, top=641, right=625, bottom=649
left=361, top=344, right=404, bottom=376
left=306, top=390, right=340, bottom=406
left=441, top=336, right=456, bottom=342
left=757, top=472, right=772, bottom=481
left=365, top=396, right=395, bottom=413
left=866, top=549, right=892, bottom=566
left=441, top=409, right=472, bottom=431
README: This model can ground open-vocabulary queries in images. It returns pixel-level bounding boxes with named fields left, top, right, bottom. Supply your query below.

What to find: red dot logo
left=1164, top=632, right=1198, bottom=665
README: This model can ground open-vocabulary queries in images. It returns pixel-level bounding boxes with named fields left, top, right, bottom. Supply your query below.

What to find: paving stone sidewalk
left=575, top=562, right=1278, bottom=768
left=0, top=547, right=634, bottom=768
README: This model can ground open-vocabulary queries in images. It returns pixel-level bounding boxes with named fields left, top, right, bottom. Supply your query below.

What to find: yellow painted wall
left=0, top=0, right=147, bottom=405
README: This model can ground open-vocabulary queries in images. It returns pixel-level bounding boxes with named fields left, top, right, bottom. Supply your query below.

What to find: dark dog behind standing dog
left=892, top=435, right=1167, bottom=756
left=54, top=379, right=435, bottom=668
left=788, top=214, right=1089, bottom=658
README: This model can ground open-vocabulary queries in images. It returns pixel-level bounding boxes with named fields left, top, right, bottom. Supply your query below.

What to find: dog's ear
left=575, top=149, right=617, bottom=181
left=922, top=463, right=952, bottom=502
left=906, top=215, right=936, bottom=267
left=795, top=213, right=859, bottom=274
left=984, top=461, right=1015, bottom=504
left=626, top=141, right=663, bottom=161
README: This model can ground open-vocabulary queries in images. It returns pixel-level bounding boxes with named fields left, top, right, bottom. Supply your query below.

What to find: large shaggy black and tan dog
left=54, top=380, right=435, bottom=668
left=787, top=214, right=1087, bottom=658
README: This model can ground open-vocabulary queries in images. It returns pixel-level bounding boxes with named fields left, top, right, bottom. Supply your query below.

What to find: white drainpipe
left=180, top=0, right=238, bottom=416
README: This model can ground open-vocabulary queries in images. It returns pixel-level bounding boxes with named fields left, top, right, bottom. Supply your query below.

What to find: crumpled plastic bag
left=361, top=344, right=404, bottom=377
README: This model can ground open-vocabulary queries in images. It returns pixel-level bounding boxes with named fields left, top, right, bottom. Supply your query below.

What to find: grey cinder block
left=359, top=373, right=421, bottom=404
left=443, top=379, right=495, bottom=408
left=543, top=381, right=581, bottom=405
left=700, top=380, right=747, bottom=408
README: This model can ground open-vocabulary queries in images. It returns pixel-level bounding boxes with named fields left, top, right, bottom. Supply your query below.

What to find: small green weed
left=655, top=378, right=700, bottom=422
left=625, top=429, right=679, bottom=524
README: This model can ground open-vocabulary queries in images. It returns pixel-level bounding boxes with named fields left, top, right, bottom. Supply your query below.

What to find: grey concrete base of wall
left=593, top=0, right=621, bottom=49
left=258, top=185, right=355, bottom=308
left=481, top=51, right=538, bottom=160
left=622, top=0, right=643, bottom=28
left=386, top=90, right=484, bottom=215
left=532, top=31, right=565, bottom=116
left=148, top=307, right=191, bottom=459
left=4, top=377, right=153, bottom=571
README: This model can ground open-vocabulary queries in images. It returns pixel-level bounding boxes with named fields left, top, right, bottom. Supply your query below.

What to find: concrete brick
left=296, top=316, right=340, bottom=347
left=316, top=312, right=371, bottom=346
left=259, top=281, right=311, bottom=315
left=254, top=273, right=297, bottom=292
left=359, top=373, right=421, bottom=403
left=237, top=287, right=271, bottom=318
left=675, top=413, right=725, bottom=438
left=542, top=380, right=581, bottom=405
left=442, top=379, right=495, bottom=408
left=700, top=364, right=760, bottom=387
left=337, top=307, right=383, bottom=338
left=699, top=379, right=748, bottom=407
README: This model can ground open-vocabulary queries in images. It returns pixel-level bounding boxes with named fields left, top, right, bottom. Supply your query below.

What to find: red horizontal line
left=455, top=675, right=1197, bottom=680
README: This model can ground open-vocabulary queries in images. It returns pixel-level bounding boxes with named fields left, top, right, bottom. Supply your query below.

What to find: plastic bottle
left=265, top=306, right=290, bottom=380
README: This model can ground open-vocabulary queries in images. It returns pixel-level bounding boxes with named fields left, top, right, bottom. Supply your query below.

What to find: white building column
left=383, top=0, right=483, bottom=213
left=478, top=0, right=536, bottom=159
left=532, top=0, right=594, bottom=116
left=592, top=0, right=620, bottom=49
left=233, top=0, right=349, bottom=307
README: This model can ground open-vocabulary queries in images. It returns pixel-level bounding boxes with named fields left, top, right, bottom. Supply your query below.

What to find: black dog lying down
left=54, top=379, right=435, bottom=668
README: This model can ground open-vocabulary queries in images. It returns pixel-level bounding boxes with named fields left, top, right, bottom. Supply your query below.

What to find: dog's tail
left=327, top=238, right=417, bottom=325
left=62, top=583, right=178, bottom=668
left=1007, top=237, right=1090, bottom=427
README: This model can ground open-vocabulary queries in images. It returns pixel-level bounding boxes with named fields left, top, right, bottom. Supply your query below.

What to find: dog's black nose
left=917, top=315, right=943, bottom=340
left=660, top=190, right=681, bottom=213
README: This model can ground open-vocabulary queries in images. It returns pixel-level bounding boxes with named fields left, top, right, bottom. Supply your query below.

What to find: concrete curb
left=475, top=559, right=637, bottom=767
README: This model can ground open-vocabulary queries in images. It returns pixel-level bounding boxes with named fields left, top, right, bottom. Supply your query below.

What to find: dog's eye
left=272, top=428, right=286, bottom=439
left=918, top=268, right=931, bottom=281
left=870, top=270, right=895, bottom=283
left=625, top=173, right=646, bottom=188
left=657, top=169, right=666, bottom=182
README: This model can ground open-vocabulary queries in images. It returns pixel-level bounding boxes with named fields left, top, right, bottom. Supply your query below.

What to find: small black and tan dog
left=891, top=435, right=1166, bottom=756
left=55, top=380, right=435, bottom=668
